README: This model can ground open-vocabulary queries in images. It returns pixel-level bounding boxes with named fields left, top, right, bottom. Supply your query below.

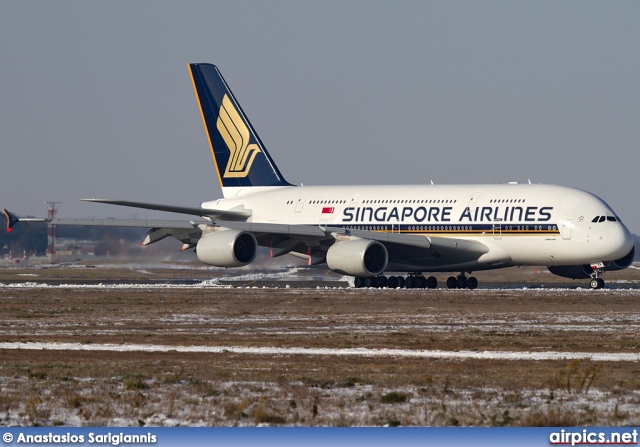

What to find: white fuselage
left=203, top=183, right=633, bottom=273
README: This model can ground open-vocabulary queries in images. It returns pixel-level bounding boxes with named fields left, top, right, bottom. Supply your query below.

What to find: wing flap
left=338, top=228, right=432, bottom=249
left=213, top=220, right=327, bottom=238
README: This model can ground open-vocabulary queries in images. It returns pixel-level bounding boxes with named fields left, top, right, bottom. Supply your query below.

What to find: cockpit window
left=592, top=215, right=618, bottom=223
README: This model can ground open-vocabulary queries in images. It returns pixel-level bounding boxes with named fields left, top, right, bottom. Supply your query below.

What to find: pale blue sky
left=1, top=1, right=639, bottom=232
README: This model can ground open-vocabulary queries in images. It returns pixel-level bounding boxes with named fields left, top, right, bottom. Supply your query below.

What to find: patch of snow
left=2, top=341, right=639, bottom=362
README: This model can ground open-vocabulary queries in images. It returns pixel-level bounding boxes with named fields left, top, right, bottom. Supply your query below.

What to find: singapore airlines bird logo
left=217, top=94, right=262, bottom=178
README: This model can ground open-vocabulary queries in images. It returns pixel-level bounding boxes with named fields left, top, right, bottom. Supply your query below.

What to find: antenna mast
left=45, top=201, right=61, bottom=262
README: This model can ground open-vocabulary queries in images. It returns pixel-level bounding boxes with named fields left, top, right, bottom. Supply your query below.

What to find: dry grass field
left=1, top=264, right=640, bottom=427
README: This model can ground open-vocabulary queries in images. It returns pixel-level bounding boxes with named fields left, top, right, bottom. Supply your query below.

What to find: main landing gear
left=354, top=273, right=438, bottom=289
left=354, top=272, right=481, bottom=289
left=445, top=273, right=478, bottom=290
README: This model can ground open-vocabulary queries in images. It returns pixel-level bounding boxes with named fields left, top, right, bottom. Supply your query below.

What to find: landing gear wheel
left=387, top=276, right=399, bottom=288
left=397, top=277, right=406, bottom=288
left=405, top=276, right=416, bottom=289
left=467, top=277, right=478, bottom=290
left=590, top=278, right=605, bottom=289
left=456, top=276, right=468, bottom=289
left=426, top=276, right=438, bottom=289
left=354, top=277, right=365, bottom=288
left=364, top=277, right=375, bottom=288
left=446, top=276, right=457, bottom=289
left=416, top=276, right=427, bottom=289
left=378, top=276, right=388, bottom=288
left=597, top=278, right=605, bottom=289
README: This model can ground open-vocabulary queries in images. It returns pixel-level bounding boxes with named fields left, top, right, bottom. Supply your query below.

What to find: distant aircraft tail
left=188, top=64, right=293, bottom=197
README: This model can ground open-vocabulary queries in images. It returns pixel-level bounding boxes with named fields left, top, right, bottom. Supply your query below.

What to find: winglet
left=2, top=209, right=19, bottom=232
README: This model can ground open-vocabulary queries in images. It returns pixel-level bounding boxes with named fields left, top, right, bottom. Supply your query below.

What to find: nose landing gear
left=589, top=263, right=606, bottom=289
left=589, top=278, right=605, bottom=289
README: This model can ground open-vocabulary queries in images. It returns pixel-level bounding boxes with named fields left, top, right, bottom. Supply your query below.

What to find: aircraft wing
left=208, top=221, right=489, bottom=266
left=331, top=227, right=489, bottom=266
left=81, top=199, right=251, bottom=221
left=211, top=220, right=327, bottom=238
left=5, top=207, right=489, bottom=266
left=48, top=218, right=206, bottom=229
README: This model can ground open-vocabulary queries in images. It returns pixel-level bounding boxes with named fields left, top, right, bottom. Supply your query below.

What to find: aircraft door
left=493, top=219, right=502, bottom=240
left=468, top=191, right=482, bottom=212
left=562, top=219, right=572, bottom=240
left=349, top=192, right=361, bottom=207
left=389, top=217, right=400, bottom=234
left=295, top=194, right=308, bottom=213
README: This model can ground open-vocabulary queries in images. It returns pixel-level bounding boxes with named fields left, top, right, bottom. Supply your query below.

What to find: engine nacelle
left=548, top=246, right=636, bottom=279
left=326, top=239, right=388, bottom=277
left=196, top=230, right=257, bottom=267
left=610, top=246, right=635, bottom=271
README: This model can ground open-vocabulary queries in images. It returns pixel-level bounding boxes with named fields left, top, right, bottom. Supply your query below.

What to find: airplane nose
left=608, top=223, right=634, bottom=260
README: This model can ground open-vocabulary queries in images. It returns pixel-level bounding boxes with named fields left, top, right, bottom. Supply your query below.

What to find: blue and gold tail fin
left=189, top=64, right=293, bottom=196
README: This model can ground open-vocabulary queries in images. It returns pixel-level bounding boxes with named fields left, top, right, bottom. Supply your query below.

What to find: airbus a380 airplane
left=3, top=64, right=635, bottom=289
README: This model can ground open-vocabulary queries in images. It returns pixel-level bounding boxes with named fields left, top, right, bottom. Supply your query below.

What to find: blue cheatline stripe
left=322, top=223, right=560, bottom=236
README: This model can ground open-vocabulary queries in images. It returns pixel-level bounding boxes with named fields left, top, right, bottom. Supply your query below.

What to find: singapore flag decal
left=321, top=207, right=334, bottom=214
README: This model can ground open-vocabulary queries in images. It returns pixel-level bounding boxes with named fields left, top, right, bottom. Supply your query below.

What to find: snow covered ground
left=2, top=282, right=639, bottom=426
left=2, top=341, right=640, bottom=362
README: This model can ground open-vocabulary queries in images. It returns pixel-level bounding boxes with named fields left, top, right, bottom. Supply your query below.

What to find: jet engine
left=326, top=239, right=388, bottom=277
left=196, top=230, right=257, bottom=267
left=610, top=245, right=636, bottom=271
left=548, top=246, right=636, bottom=279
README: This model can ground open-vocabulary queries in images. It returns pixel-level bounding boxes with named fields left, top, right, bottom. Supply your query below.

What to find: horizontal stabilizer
left=3, top=209, right=49, bottom=232
left=3, top=209, right=19, bottom=232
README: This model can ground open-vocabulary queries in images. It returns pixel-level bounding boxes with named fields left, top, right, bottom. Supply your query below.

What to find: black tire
left=378, top=276, right=388, bottom=288
left=398, top=277, right=406, bottom=288
left=426, top=276, right=438, bottom=289
left=467, top=277, right=478, bottom=290
left=354, top=277, right=365, bottom=288
left=405, top=276, right=415, bottom=289
left=589, top=278, right=599, bottom=289
left=597, top=278, right=605, bottom=289
left=446, top=276, right=457, bottom=289
left=416, top=276, right=427, bottom=289
left=364, top=277, right=374, bottom=288
left=387, top=276, right=399, bottom=288
left=457, top=276, right=468, bottom=289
